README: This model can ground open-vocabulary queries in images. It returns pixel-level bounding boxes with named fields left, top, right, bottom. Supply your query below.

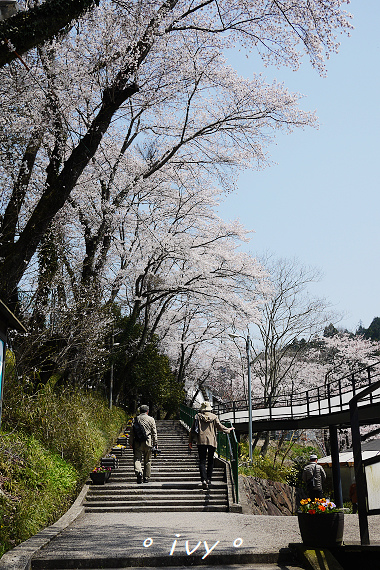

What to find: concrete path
left=1, top=427, right=380, bottom=569
left=32, top=510, right=303, bottom=565
left=4, top=501, right=380, bottom=569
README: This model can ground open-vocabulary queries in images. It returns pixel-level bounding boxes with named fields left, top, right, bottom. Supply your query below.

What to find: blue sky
left=218, top=1, right=380, bottom=333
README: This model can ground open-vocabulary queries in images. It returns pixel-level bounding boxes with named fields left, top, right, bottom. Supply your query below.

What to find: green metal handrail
left=180, top=403, right=239, bottom=503
left=216, top=419, right=239, bottom=503
left=180, top=403, right=198, bottom=431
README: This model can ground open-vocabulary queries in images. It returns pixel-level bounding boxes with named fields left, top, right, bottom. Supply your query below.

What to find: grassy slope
left=0, top=380, right=127, bottom=557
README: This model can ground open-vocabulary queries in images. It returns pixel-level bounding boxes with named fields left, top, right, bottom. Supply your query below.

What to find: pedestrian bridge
left=214, top=362, right=380, bottom=432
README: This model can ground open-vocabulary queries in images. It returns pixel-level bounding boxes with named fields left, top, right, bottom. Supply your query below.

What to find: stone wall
left=241, top=476, right=302, bottom=515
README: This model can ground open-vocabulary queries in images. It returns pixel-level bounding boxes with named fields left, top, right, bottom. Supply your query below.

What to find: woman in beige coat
left=188, top=401, right=234, bottom=489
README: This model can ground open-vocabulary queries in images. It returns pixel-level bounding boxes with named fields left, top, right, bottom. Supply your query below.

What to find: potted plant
left=297, top=498, right=344, bottom=548
left=112, top=444, right=127, bottom=456
left=89, top=466, right=111, bottom=484
left=117, top=434, right=128, bottom=445
left=101, top=453, right=119, bottom=469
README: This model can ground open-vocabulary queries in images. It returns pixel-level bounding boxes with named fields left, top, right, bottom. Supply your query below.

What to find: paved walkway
left=32, top=510, right=302, bottom=565
left=2, top=479, right=380, bottom=570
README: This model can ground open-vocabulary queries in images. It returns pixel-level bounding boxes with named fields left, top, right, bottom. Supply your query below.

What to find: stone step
left=115, top=457, right=199, bottom=463
left=110, top=465, right=199, bottom=471
left=106, top=461, right=222, bottom=468
left=85, top=497, right=228, bottom=507
left=86, top=487, right=226, bottom=496
left=113, top=459, right=208, bottom=465
left=104, top=470, right=225, bottom=478
left=83, top=504, right=228, bottom=512
left=26, top=421, right=240, bottom=570
left=86, top=482, right=227, bottom=492
left=119, top=448, right=192, bottom=452
left=34, top=566, right=303, bottom=570
left=85, top=420, right=230, bottom=514
left=122, top=448, right=193, bottom=452
left=92, top=478, right=225, bottom=486
left=109, top=458, right=203, bottom=463
left=87, top=474, right=209, bottom=482
left=85, top=492, right=227, bottom=502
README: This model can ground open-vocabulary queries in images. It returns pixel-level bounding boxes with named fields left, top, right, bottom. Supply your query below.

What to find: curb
left=0, top=484, right=89, bottom=570
left=289, top=544, right=344, bottom=570
left=31, top=549, right=294, bottom=569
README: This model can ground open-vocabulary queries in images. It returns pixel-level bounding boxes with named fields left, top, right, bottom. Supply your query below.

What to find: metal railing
left=350, top=375, right=380, bottom=545
left=179, top=403, right=198, bottom=432
left=216, top=419, right=239, bottom=503
left=213, top=362, right=380, bottom=424
left=179, top=403, right=239, bottom=503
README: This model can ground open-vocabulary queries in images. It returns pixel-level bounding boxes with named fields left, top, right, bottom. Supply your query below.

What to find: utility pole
left=246, top=331, right=253, bottom=464
left=109, top=332, right=114, bottom=409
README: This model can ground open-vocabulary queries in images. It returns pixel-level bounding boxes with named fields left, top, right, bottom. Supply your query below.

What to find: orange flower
left=318, top=505, right=326, bottom=512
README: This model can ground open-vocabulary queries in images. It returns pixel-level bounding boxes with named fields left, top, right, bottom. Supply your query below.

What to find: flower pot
left=297, top=512, right=344, bottom=548
left=101, top=456, right=118, bottom=469
left=90, top=471, right=108, bottom=485
left=117, top=436, right=128, bottom=445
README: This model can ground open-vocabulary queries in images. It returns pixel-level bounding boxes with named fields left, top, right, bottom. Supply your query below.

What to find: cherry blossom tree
left=247, top=256, right=335, bottom=404
left=104, top=189, right=268, bottom=400
left=0, top=0, right=352, bottom=305
left=322, top=332, right=380, bottom=381
left=0, top=0, right=355, bottom=406
left=159, top=299, right=252, bottom=405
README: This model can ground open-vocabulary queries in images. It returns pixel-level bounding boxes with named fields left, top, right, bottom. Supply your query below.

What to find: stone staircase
left=25, top=420, right=306, bottom=569
left=84, top=419, right=230, bottom=512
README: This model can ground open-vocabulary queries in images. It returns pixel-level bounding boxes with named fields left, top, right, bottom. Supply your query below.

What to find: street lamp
left=246, top=331, right=253, bottom=464
left=229, top=330, right=253, bottom=464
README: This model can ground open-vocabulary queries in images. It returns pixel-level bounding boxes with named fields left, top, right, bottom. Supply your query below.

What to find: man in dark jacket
left=129, top=405, right=158, bottom=484
left=302, top=454, right=326, bottom=500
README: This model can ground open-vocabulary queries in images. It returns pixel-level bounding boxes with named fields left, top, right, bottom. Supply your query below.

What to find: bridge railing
left=213, top=361, right=380, bottom=423
left=179, top=403, right=239, bottom=503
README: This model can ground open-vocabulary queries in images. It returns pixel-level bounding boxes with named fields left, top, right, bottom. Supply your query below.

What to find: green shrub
left=286, top=444, right=321, bottom=488
left=239, top=449, right=296, bottom=484
left=0, top=432, right=78, bottom=557
left=0, top=368, right=128, bottom=557
left=238, top=439, right=319, bottom=486
left=3, top=375, right=127, bottom=477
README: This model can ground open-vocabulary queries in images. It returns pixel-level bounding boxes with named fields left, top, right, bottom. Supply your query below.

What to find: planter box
left=297, top=512, right=344, bottom=548
left=117, top=436, right=129, bottom=445
left=101, top=457, right=119, bottom=469
left=111, top=446, right=126, bottom=456
left=90, top=470, right=111, bottom=485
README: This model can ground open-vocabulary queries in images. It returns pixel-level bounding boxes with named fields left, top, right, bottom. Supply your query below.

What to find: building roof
left=318, top=438, right=380, bottom=467
left=361, top=438, right=380, bottom=452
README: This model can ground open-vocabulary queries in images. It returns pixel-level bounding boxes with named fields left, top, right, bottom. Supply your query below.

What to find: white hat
left=200, top=401, right=212, bottom=411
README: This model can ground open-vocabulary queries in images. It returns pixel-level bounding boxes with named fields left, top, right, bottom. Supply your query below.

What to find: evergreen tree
left=365, top=317, right=380, bottom=341
left=324, top=323, right=338, bottom=337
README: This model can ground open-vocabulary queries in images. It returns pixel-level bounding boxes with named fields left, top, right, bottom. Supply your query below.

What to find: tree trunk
left=0, top=82, right=138, bottom=304
left=260, top=431, right=270, bottom=456
left=0, top=0, right=98, bottom=67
